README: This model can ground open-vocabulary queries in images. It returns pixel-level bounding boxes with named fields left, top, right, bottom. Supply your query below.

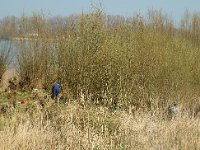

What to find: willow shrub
left=57, top=11, right=200, bottom=108
left=18, top=40, right=58, bottom=89
left=17, top=10, right=200, bottom=109
left=16, top=13, right=57, bottom=89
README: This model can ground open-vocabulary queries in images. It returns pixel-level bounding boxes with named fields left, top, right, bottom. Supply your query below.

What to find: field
left=0, top=8, right=200, bottom=149
left=0, top=90, right=199, bottom=150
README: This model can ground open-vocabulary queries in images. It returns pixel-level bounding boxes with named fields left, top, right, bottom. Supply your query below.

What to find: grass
left=0, top=92, right=9, bottom=104
left=0, top=90, right=199, bottom=150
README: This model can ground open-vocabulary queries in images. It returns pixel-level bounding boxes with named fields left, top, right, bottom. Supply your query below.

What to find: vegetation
left=0, top=91, right=199, bottom=150
left=12, top=9, right=200, bottom=109
left=0, top=8, right=200, bottom=150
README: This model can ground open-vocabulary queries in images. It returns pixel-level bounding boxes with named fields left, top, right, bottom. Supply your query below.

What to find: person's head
left=53, top=79, right=57, bottom=83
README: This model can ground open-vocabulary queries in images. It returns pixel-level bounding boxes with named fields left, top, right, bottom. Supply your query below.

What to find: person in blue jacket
left=52, top=81, right=61, bottom=100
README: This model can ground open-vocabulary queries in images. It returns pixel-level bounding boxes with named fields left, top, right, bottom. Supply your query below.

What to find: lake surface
left=0, top=40, right=18, bottom=68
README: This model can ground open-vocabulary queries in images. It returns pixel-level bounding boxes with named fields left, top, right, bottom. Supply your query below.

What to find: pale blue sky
left=1, top=0, right=200, bottom=22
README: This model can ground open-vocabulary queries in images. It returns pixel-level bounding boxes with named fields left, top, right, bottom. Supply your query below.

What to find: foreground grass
left=0, top=91, right=199, bottom=150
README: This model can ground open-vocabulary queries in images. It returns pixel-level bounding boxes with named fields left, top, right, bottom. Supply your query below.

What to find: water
left=0, top=39, right=18, bottom=69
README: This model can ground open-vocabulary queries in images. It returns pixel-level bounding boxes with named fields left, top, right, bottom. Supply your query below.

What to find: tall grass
left=0, top=101, right=199, bottom=150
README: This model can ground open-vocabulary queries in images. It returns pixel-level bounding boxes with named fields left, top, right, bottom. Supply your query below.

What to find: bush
left=16, top=9, right=200, bottom=109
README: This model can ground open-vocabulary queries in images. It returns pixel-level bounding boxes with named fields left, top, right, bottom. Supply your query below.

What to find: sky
left=1, top=0, right=200, bottom=22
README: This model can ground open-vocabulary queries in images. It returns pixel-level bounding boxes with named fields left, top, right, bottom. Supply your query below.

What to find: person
left=168, top=103, right=179, bottom=118
left=51, top=81, right=61, bottom=101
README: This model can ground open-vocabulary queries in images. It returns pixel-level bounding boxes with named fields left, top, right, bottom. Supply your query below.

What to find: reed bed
left=0, top=101, right=199, bottom=150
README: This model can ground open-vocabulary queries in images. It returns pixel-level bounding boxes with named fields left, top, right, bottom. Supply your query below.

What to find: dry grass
left=0, top=100, right=199, bottom=150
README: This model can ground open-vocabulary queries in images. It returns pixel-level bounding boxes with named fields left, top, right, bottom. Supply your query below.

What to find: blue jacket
left=52, top=82, right=60, bottom=91
left=52, top=82, right=60, bottom=97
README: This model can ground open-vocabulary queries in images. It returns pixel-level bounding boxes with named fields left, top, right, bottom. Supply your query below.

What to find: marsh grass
left=0, top=100, right=199, bottom=150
